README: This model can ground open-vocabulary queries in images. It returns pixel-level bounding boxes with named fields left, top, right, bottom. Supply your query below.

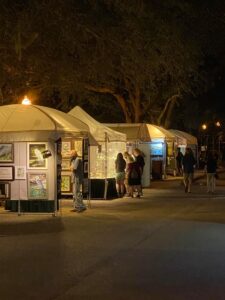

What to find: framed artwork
left=0, top=143, right=14, bottom=163
left=74, top=140, right=83, bottom=157
left=62, top=141, right=71, bottom=158
left=61, top=159, right=71, bottom=170
left=15, top=166, right=26, bottom=180
left=0, top=166, right=14, bottom=181
left=27, top=173, right=48, bottom=199
left=27, top=143, right=47, bottom=169
left=61, top=175, right=72, bottom=193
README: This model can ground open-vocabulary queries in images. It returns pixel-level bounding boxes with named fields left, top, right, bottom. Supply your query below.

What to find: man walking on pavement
left=70, top=150, right=86, bottom=212
left=182, top=147, right=196, bottom=193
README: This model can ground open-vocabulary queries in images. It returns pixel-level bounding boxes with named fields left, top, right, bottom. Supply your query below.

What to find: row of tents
left=0, top=104, right=197, bottom=212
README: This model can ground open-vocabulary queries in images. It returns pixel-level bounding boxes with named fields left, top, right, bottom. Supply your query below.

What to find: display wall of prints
left=0, top=166, right=14, bottom=181
left=27, top=143, right=47, bottom=169
left=27, top=173, right=48, bottom=199
left=62, top=141, right=71, bottom=158
left=15, top=166, right=26, bottom=180
left=0, top=143, right=14, bottom=163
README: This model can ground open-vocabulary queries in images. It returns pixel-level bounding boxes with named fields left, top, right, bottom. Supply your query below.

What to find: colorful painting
left=28, top=143, right=47, bottom=169
left=0, top=143, right=14, bottom=163
left=28, top=173, right=48, bottom=199
left=61, top=175, right=72, bottom=193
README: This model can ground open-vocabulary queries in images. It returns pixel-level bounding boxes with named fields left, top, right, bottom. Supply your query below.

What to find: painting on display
left=27, top=173, right=48, bottom=199
left=61, top=175, right=72, bottom=193
left=28, top=143, right=47, bottom=169
left=62, top=141, right=71, bottom=158
left=61, top=159, right=71, bottom=171
left=0, top=143, right=14, bottom=163
left=74, top=140, right=83, bottom=157
left=15, top=166, right=26, bottom=180
left=0, top=166, right=14, bottom=181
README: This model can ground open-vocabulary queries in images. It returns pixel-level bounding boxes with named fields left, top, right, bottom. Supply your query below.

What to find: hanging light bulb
left=22, top=95, right=31, bottom=105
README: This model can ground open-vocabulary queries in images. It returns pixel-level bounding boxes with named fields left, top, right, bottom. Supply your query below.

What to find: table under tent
left=68, top=106, right=127, bottom=199
left=0, top=104, right=92, bottom=214
left=105, top=123, right=177, bottom=181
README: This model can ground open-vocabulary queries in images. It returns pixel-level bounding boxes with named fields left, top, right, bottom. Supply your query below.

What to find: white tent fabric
left=68, top=106, right=126, bottom=142
left=104, top=123, right=151, bottom=142
left=169, top=129, right=197, bottom=145
left=0, top=104, right=91, bottom=142
left=104, top=123, right=175, bottom=141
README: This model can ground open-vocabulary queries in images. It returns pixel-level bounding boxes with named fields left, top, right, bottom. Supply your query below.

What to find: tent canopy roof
left=69, top=106, right=126, bottom=142
left=169, top=129, right=197, bottom=145
left=104, top=123, right=175, bottom=141
left=0, top=104, right=91, bottom=142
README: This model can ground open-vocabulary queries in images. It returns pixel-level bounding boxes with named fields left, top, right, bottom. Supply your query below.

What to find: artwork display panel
left=27, top=143, right=47, bottom=169
left=74, top=140, right=83, bottom=157
left=0, top=143, right=14, bottom=163
left=27, top=173, right=48, bottom=199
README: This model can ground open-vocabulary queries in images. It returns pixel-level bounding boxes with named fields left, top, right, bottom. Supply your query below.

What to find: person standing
left=205, top=152, right=217, bottom=193
left=70, top=150, right=86, bottom=212
left=133, top=148, right=145, bottom=195
left=115, top=152, right=126, bottom=197
left=127, top=157, right=142, bottom=197
left=182, top=147, right=196, bottom=193
left=123, top=151, right=133, bottom=197
left=176, top=148, right=184, bottom=176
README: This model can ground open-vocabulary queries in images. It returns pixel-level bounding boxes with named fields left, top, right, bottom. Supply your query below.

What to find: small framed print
left=27, top=143, right=47, bottom=169
left=62, top=141, right=71, bottom=158
left=15, top=166, right=26, bottom=180
left=61, top=159, right=71, bottom=170
left=74, top=140, right=83, bottom=157
left=0, top=166, right=14, bottom=181
left=0, top=143, right=14, bottom=163
left=61, top=175, right=72, bottom=193
left=27, top=173, right=48, bottom=199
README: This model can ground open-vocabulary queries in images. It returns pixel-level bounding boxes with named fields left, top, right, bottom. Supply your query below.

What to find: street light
left=22, top=95, right=31, bottom=105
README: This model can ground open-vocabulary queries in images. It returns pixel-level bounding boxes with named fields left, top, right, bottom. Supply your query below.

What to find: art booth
left=146, top=124, right=176, bottom=178
left=104, top=123, right=151, bottom=187
left=0, top=104, right=92, bottom=214
left=169, top=129, right=198, bottom=165
left=105, top=123, right=176, bottom=181
left=68, top=106, right=127, bottom=199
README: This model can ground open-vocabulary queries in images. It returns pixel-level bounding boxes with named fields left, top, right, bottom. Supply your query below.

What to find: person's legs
left=187, top=173, right=193, bottom=192
left=73, top=177, right=86, bottom=210
left=183, top=173, right=188, bottom=192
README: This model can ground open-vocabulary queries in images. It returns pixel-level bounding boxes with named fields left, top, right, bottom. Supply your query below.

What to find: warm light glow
left=215, top=121, right=221, bottom=127
left=22, top=96, right=31, bottom=105
left=202, top=124, right=207, bottom=130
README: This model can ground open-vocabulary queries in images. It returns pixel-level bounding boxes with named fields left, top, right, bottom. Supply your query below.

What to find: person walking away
left=70, top=150, right=86, bottom=212
left=176, top=148, right=184, bottom=176
left=205, top=152, right=217, bottom=193
left=182, top=147, right=196, bottom=193
left=133, top=148, right=145, bottom=196
left=127, top=157, right=142, bottom=197
left=115, top=152, right=126, bottom=197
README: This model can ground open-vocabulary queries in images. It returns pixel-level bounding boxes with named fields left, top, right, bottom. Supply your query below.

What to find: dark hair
left=117, top=153, right=123, bottom=160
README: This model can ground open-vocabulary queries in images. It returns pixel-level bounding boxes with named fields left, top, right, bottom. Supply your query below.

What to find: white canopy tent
left=0, top=104, right=92, bottom=213
left=68, top=106, right=126, bottom=182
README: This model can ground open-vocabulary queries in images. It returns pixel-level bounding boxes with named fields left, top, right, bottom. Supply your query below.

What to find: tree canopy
left=0, top=0, right=225, bottom=128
